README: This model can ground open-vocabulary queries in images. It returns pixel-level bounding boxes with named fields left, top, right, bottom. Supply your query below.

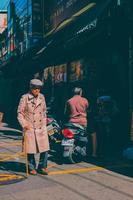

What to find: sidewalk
left=1, top=122, right=133, bottom=200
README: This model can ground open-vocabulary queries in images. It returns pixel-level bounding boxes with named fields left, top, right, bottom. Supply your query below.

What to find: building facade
left=39, top=0, right=133, bottom=151
left=0, top=11, right=8, bottom=63
left=7, top=0, right=43, bottom=57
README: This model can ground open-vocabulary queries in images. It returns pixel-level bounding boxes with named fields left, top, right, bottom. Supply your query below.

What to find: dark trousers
left=28, top=151, right=48, bottom=170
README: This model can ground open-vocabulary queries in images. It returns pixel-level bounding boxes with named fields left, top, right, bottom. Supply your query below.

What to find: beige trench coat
left=17, top=93, right=49, bottom=154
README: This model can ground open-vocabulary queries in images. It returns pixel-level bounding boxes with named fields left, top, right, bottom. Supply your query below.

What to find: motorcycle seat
left=64, top=123, right=85, bottom=131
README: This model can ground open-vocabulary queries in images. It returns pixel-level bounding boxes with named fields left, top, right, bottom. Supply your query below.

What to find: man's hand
left=24, top=125, right=31, bottom=132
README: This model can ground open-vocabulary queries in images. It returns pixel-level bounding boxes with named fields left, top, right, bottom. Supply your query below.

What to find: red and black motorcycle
left=61, top=123, right=88, bottom=163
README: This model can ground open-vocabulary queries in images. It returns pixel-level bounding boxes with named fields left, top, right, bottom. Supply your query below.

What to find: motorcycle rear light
left=62, top=129, right=74, bottom=138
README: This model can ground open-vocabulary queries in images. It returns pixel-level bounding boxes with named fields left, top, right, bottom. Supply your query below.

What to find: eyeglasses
left=31, top=87, right=41, bottom=90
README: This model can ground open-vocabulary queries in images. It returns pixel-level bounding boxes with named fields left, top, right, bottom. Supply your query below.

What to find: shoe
left=29, top=169, right=37, bottom=175
left=37, top=168, right=48, bottom=175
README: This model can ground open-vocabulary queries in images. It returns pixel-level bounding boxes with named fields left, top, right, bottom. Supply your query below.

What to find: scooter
left=47, top=115, right=62, bottom=150
left=61, top=123, right=88, bottom=163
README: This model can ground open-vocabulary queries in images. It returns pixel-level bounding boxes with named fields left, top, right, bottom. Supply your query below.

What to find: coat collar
left=27, top=93, right=42, bottom=108
left=28, top=93, right=34, bottom=101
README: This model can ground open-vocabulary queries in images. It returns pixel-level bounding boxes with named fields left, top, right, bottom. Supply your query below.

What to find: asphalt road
left=1, top=127, right=133, bottom=200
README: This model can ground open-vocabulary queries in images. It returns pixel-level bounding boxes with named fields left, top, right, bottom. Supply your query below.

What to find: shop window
left=54, top=64, right=67, bottom=84
left=69, top=59, right=87, bottom=82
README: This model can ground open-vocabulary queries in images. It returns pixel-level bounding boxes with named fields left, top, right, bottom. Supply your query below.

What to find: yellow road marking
left=0, top=174, right=24, bottom=182
left=0, top=174, right=13, bottom=177
left=0, top=142, right=21, bottom=147
left=0, top=155, right=18, bottom=162
left=49, top=166, right=103, bottom=175
left=0, top=152, right=24, bottom=156
left=0, top=152, right=25, bottom=162
left=0, top=153, right=13, bottom=156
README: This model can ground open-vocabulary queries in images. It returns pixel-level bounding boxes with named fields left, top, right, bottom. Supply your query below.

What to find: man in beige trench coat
left=17, top=79, right=50, bottom=175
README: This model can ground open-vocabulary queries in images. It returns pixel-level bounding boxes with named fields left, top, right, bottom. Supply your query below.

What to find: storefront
left=36, top=0, right=132, bottom=151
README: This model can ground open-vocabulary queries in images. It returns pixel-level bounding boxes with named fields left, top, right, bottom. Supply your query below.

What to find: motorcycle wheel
left=67, top=145, right=82, bottom=164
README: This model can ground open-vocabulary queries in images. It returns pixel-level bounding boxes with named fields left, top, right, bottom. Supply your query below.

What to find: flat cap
left=30, top=79, right=43, bottom=87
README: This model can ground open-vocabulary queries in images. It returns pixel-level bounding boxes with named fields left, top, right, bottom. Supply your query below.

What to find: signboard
left=43, top=66, right=54, bottom=84
left=10, top=36, right=15, bottom=52
left=0, top=13, right=7, bottom=33
left=69, top=59, right=87, bottom=82
left=44, top=0, right=96, bottom=37
left=43, top=64, right=67, bottom=84
left=54, top=64, right=67, bottom=83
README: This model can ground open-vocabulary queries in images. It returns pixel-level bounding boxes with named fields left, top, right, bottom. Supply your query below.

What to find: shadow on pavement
left=48, top=150, right=63, bottom=165
left=0, top=130, right=22, bottom=140
left=86, top=156, right=133, bottom=178
left=0, top=161, right=26, bottom=173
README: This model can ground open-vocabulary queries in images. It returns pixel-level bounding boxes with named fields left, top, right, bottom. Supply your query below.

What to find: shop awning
left=35, top=0, right=113, bottom=58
